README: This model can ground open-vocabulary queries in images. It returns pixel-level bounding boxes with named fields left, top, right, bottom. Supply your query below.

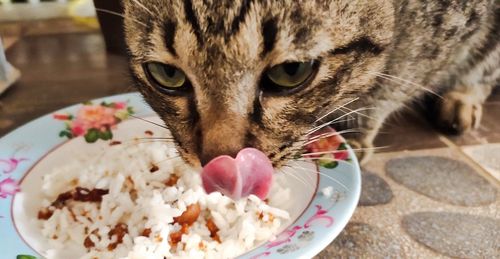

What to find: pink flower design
left=334, top=149, right=349, bottom=161
left=114, top=101, right=127, bottom=109
left=70, top=122, right=86, bottom=137
left=304, top=205, right=334, bottom=228
left=266, top=226, right=302, bottom=249
left=0, top=177, right=20, bottom=198
left=74, top=105, right=117, bottom=131
left=53, top=114, right=70, bottom=120
left=305, top=127, right=349, bottom=168
left=0, top=158, right=28, bottom=174
left=54, top=101, right=134, bottom=143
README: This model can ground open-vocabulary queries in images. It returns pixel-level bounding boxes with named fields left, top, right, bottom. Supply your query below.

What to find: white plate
left=0, top=92, right=361, bottom=259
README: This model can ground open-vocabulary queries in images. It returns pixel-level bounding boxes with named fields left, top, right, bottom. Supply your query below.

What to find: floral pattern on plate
left=0, top=177, right=20, bottom=199
left=305, top=127, right=350, bottom=169
left=53, top=101, right=134, bottom=143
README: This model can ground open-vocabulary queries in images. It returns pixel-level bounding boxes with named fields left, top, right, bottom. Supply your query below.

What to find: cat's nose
left=197, top=109, right=248, bottom=166
left=200, top=149, right=239, bottom=167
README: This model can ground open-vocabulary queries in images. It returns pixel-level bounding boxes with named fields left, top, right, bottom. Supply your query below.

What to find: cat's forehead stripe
left=164, top=20, right=178, bottom=57
left=183, top=0, right=204, bottom=46
left=261, top=17, right=278, bottom=57
left=229, top=0, right=255, bottom=39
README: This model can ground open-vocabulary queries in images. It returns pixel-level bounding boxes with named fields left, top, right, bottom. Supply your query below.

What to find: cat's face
left=124, top=0, right=394, bottom=167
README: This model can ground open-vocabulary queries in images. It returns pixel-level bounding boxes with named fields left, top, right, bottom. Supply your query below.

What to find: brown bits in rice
left=206, top=218, right=221, bottom=243
left=52, top=191, right=73, bottom=208
left=37, top=208, right=54, bottom=220
left=109, top=141, right=122, bottom=146
left=145, top=130, right=154, bottom=136
left=141, top=228, right=152, bottom=237
left=84, top=229, right=100, bottom=249
left=107, top=223, right=128, bottom=251
left=165, top=174, right=179, bottom=187
left=154, top=234, right=163, bottom=243
left=70, top=178, right=79, bottom=186
left=149, top=164, right=160, bottom=173
left=174, top=203, right=201, bottom=226
left=258, top=212, right=274, bottom=222
left=84, top=236, right=95, bottom=248
left=125, top=176, right=134, bottom=186
left=169, top=224, right=189, bottom=247
left=74, top=187, right=109, bottom=202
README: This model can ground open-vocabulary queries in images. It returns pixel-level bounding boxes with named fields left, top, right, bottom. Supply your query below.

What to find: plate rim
left=0, top=92, right=361, bottom=259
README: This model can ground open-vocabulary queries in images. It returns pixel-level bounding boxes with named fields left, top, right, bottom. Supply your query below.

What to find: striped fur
left=124, top=0, right=499, bottom=166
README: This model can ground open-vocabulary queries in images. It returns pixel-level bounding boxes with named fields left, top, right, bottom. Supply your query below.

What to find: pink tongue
left=201, top=148, right=273, bottom=200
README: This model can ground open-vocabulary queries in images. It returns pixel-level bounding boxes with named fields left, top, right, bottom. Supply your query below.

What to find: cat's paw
left=437, top=90, right=483, bottom=134
left=347, top=139, right=373, bottom=165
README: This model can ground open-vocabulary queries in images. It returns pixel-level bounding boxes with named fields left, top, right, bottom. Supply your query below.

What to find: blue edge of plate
left=0, top=92, right=361, bottom=259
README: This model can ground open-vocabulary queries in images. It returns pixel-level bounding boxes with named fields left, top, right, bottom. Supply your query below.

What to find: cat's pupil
left=164, top=66, right=176, bottom=77
left=283, top=63, right=300, bottom=76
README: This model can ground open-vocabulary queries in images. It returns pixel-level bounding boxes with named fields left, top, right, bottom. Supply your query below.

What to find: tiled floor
left=318, top=149, right=499, bottom=258
left=1, top=19, right=499, bottom=258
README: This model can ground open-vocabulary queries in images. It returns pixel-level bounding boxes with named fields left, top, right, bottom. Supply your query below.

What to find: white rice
left=38, top=139, right=290, bottom=259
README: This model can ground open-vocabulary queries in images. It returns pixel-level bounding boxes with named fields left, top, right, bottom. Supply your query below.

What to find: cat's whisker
left=115, top=139, right=176, bottom=152
left=279, top=167, right=309, bottom=188
left=369, top=71, right=443, bottom=99
left=282, top=165, right=314, bottom=186
left=130, top=0, right=155, bottom=16
left=338, top=106, right=378, bottom=122
left=135, top=137, right=175, bottom=141
left=132, top=140, right=176, bottom=145
left=306, top=128, right=361, bottom=141
left=307, top=107, right=373, bottom=135
left=375, top=83, right=417, bottom=112
left=129, top=115, right=169, bottom=130
left=151, top=155, right=182, bottom=167
left=337, top=105, right=401, bottom=129
left=296, top=157, right=342, bottom=162
left=301, top=146, right=388, bottom=157
left=303, top=129, right=361, bottom=146
left=314, top=97, right=360, bottom=124
left=307, top=110, right=361, bottom=135
left=287, top=161, right=350, bottom=192
left=286, top=165, right=315, bottom=187
left=95, top=8, right=147, bottom=27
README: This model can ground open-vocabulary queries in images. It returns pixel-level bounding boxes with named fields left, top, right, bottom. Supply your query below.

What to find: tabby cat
left=123, top=0, right=499, bottom=167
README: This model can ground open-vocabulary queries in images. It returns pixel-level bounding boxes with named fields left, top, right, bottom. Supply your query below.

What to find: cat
left=122, top=0, right=499, bottom=167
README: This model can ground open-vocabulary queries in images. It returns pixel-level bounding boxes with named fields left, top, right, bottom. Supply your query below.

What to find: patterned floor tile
left=319, top=148, right=499, bottom=258
left=463, top=144, right=500, bottom=181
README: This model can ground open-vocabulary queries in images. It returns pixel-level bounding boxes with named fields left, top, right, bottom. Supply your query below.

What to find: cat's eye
left=143, top=62, right=189, bottom=93
left=262, top=61, right=318, bottom=93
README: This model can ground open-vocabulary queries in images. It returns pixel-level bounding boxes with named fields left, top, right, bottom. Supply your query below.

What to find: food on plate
left=37, top=140, right=290, bottom=259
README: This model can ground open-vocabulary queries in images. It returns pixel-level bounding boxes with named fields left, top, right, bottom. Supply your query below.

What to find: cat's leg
left=437, top=83, right=496, bottom=134
left=436, top=44, right=500, bottom=134
left=342, top=98, right=397, bottom=164
left=347, top=128, right=378, bottom=164
left=436, top=8, right=499, bottom=134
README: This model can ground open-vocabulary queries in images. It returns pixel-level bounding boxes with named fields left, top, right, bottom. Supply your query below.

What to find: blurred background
left=0, top=0, right=131, bottom=137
